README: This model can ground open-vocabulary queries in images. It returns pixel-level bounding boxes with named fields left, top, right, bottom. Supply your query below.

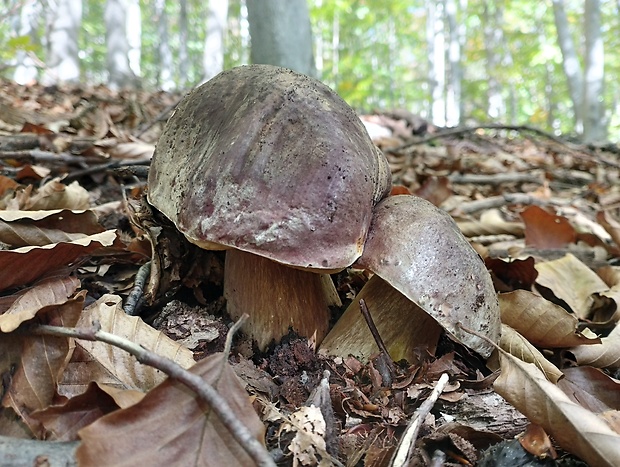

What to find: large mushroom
left=320, top=194, right=501, bottom=361
left=147, top=64, right=391, bottom=350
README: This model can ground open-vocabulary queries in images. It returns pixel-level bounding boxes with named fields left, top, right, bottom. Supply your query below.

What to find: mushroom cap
left=355, top=195, right=501, bottom=358
left=148, top=65, right=391, bottom=270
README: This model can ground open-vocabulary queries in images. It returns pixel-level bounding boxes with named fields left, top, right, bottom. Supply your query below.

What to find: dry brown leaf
left=108, top=141, right=154, bottom=160
left=0, top=275, right=80, bottom=332
left=29, top=381, right=119, bottom=441
left=569, top=323, right=620, bottom=369
left=58, top=294, right=194, bottom=399
left=457, top=209, right=525, bottom=237
left=494, top=349, right=620, bottom=467
left=521, top=205, right=576, bottom=248
left=1, top=293, right=85, bottom=438
left=597, top=210, right=620, bottom=250
left=558, top=367, right=620, bottom=413
left=0, top=230, right=119, bottom=292
left=8, top=178, right=90, bottom=211
left=499, top=290, right=600, bottom=347
left=535, top=253, right=609, bottom=318
left=498, top=325, right=563, bottom=383
left=0, top=209, right=104, bottom=247
left=76, top=351, right=266, bottom=466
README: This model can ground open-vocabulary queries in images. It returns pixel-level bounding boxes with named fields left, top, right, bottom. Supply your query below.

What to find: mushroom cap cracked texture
left=148, top=64, right=391, bottom=270
left=356, top=195, right=501, bottom=358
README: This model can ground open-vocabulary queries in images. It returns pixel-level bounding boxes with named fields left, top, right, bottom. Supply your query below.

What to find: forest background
left=0, top=0, right=616, bottom=144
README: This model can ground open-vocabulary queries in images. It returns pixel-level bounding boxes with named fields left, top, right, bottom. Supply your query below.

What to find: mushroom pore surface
left=147, top=64, right=391, bottom=270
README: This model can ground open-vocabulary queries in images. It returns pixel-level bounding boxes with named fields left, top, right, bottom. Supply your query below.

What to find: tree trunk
left=483, top=1, right=505, bottom=120
left=126, top=0, right=141, bottom=78
left=12, top=1, right=40, bottom=84
left=178, top=0, right=189, bottom=88
left=203, top=0, right=229, bottom=82
left=551, top=0, right=584, bottom=134
left=43, top=0, right=82, bottom=84
left=445, top=0, right=463, bottom=126
left=246, top=0, right=316, bottom=78
left=105, top=0, right=136, bottom=89
left=154, top=0, right=174, bottom=90
left=427, top=0, right=446, bottom=126
left=582, top=0, right=605, bottom=142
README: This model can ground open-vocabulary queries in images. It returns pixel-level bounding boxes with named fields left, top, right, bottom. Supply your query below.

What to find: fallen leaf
left=569, top=323, right=620, bottom=369
left=76, top=352, right=266, bottom=466
left=535, top=253, right=609, bottom=318
left=499, top=290, right=600, bottom=348
left=521, top=205, right=576, bottom=249
left=494, top=349, right=620, bottom=467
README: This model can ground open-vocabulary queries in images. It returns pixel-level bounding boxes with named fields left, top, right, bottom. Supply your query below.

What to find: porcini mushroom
left=147, top=64, right=391, bottom=350
left=320, top=195, right=501, bottom=361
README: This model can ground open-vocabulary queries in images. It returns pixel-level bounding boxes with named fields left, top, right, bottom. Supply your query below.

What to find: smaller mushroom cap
left=355, top=195, right=501, bottom=358
left=148, top=65, right=391, bottom=270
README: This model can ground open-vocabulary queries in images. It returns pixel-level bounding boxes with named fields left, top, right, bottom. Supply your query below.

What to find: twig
left=133, top=101, right=179, bottom=138
left=448, top=172, right=544, bottom=186
left=123, top=261, right=151, bottom=316
left=29, top=318, right=275, bottom=467
left=390, top=373, right=450, bottom=467
left=359, top=299, right=396, bottom=382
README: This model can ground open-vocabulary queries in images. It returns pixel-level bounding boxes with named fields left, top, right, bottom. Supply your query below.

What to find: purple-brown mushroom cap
left=147, top=64, right=391, bottom=270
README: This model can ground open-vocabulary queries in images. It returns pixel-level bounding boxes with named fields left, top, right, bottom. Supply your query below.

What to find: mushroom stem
left=319, top=275, right=443, bottom=363
left=224, top=249, right=332, bottom=350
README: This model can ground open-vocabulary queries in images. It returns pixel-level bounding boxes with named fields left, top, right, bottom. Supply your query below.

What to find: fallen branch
left=390, top=373, right=450, bottom=467
left=29, top=316, right=276, bottom=467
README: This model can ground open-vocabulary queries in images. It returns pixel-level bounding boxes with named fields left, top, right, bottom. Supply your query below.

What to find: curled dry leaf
left=497, top=325, right=563, bottom=383
left=0, top=230, right=119, bottom=292
left=58, top=294, right=194, bottom=399
left=494, top=349, right=620, bottom=467
left=569, top=323, right=620, bottom=369
left=0, top=275, right=80, bottom=332
left=2, top=293, right=85, bottom=438
left=76, top=351, right=266, bottom=467
left=108, top=141, right=154, bottom=160
left=499, top=290, right=600, bottom=348
left=9, top=178, right=90, bottom=211
left=535, top=253, right=609, bottom=319
left=0, top=209, right=104, bottom=248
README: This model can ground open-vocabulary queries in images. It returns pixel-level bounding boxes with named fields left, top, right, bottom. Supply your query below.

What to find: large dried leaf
left=456, top=208, right=524, bottom=237
left=76, top=352, right=266, bottom=466
left=558, top=367, right=620, bottom=413
left=0, top=230, right=119, bottom=292
left=535, top=253, right=608, bottom=319
left=494, top=350, right=620, bottom=467
left=1, top=293, right=85, bottom=438
left=499, top=290, right=600, bottom=348
left=355, top=195, right=501, bottom=358
left=0, top=209, right=104, bottom=247
left=0, top=275, right=80, bottom=332
left=498, top=325, right=563, bottom=383
left=569, top=323, right=620, bottom=369
left=521, top=205, right=576, bottom=248
left=8, top=178, right=90, bottom=211
left=58, top=294, right=194, bottom=399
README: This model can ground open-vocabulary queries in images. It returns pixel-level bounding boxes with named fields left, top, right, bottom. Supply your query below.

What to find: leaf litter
left=0, top=80, right=619, bottom=466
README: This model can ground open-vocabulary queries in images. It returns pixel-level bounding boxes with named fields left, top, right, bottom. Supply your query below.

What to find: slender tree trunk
left=551, top=0, right=584, bottom=134
left=154, top=0, right=174, bottom=90
left=178, top=0, right=189, bottom=88
left=126, top=0, right=141, bottom=78
left=582, top=0, right=605, bottom=142
left=445, top=0, right=463, bottom=126
left=13, top=1, right=40, bottom=84
left=105, top=0, right=136, bottom=89
left=43, top=0, right=82, bottom=84
left=203, top=0, right=228, bottom=82
left=483, top=1, right=505, bottom=119
left=246, top=0, right=316, bottom=78
left=427, top=0, right=446, bottom=126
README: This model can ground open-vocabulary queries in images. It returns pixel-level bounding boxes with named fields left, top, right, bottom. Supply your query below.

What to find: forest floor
left=0, top=80, right=619, bottom=467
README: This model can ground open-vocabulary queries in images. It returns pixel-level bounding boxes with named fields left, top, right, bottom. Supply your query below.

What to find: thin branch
left=391, top=373, right=450, bottom=467
left=29, top=321, right=275, bottom=467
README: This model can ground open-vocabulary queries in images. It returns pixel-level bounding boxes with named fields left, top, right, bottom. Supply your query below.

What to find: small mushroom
left=147, top=65, right=391, bottom=350
left=320, top=195, right=501, bottom=361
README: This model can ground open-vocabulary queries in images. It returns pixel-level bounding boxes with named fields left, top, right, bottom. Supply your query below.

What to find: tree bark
left=178, top=0, right=189, bottom=88
left=154, top=0, right=174, bottom=90
left=246, top=0, right=316, bottom=78
left=105, top=0, right=136, bottom=89
left=203, top=0, right=229, bottom=82
left=43, top=0, right=82, bottom=84
left=582, top=0, right=606, bottom=142
left=426, top=0, right=446, bottom=126
left=12, top=1, right=40, bottom=84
